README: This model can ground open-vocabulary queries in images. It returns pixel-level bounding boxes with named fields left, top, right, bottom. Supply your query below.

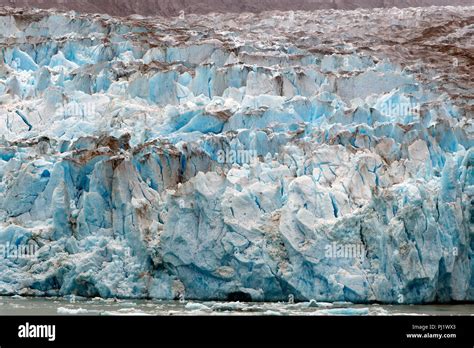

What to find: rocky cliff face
left=0, top=5, right=472, bottom=303
left=0, top=0, right=473, bottom=16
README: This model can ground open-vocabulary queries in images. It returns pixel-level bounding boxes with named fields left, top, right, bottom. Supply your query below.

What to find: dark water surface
left=1, top=297, right=473, bottom=316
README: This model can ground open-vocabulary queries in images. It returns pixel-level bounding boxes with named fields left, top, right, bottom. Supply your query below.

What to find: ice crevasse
left=0, top=6, right=472, bottom=303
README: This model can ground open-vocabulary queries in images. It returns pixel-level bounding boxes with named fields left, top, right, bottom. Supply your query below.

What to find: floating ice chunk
left=316, top=308, right=369, bottom=316
left=185, top=302, right=212, bottom=311
left=57, top=307, right=89, bottom=315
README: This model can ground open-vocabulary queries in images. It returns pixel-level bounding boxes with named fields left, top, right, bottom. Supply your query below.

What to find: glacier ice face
left=0, top=6, right=472, bottom=303
left=4, top=0, right=474, bottom=17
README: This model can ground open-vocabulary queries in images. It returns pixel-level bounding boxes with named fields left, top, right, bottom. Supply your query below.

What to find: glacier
left=0, top=5, right=472, bottom=304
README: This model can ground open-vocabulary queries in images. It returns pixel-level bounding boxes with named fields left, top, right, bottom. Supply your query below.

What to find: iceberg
left=0, top=5, right=472, bottom=304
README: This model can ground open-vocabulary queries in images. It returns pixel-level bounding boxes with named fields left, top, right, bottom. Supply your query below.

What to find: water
left=0, top=297, right=473, bottom=316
